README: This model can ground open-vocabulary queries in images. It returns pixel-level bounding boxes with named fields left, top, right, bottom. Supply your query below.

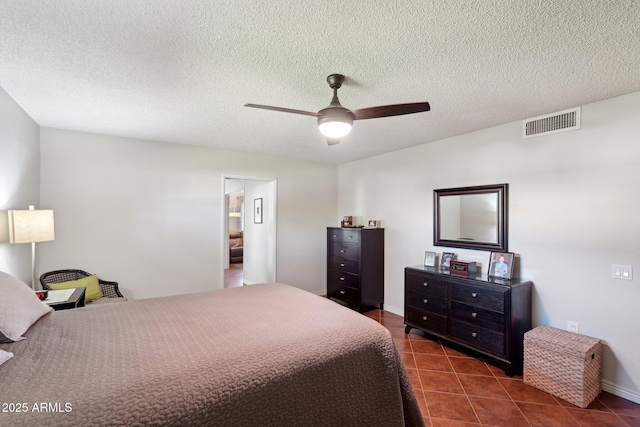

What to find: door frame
left=221, top=175, right=277, bottom=286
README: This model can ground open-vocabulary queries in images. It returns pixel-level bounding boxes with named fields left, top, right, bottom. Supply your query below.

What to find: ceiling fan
left=245, top=74, right=430, bottom=146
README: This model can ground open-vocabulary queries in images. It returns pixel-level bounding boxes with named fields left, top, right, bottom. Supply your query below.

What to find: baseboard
left=310, top=289, right=325, bottom=296
left=383, top=304, right=403, bottom=317
left=602, top=380, right=640, bottom=404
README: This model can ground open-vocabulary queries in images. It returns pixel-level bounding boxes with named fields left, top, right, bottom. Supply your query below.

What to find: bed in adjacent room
left=0, top=271, right=423, bottom=426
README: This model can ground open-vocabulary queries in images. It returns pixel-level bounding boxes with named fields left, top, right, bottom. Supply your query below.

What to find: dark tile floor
left=363, top=308, right=640, bottom=427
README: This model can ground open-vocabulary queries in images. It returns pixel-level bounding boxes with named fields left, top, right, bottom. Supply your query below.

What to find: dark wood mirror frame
left=434, top=183, right=508, bottom=252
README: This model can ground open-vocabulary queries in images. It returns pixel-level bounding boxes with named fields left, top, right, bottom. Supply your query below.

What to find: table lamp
left=8, top=205, right=55, bottom=290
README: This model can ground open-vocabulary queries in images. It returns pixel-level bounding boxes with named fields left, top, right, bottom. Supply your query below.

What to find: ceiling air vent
left=522, top=107, right=581, bottom=139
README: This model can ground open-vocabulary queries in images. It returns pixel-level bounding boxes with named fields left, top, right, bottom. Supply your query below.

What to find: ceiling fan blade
left=244, top=103, right=319, bottom=117
left=326, top=138, right=341, bottom=146
left=351, top=102, right=430, bottom=120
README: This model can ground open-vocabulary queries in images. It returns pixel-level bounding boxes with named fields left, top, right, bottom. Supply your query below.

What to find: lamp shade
left=8, top=210, right=55, bottom=243
left=318, top=120, right=352, bottom=138
left=317, top=106, right=355, bottom=139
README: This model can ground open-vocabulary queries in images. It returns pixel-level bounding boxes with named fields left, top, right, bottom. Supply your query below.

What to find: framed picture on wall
left=254, top=198, right=263, bottom=224
left=488, top=251, right=514, bottom=279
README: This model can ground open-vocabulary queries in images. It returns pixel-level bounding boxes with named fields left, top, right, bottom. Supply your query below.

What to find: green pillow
left=48, top=274, right=103, bottom=304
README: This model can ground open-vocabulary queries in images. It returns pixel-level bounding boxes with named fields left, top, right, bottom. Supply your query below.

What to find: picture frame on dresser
left=488, top=251, right=514, bottom=279
left=424, top=251, right=436, bottom=267
left=440, top=252, right=455, bottom=272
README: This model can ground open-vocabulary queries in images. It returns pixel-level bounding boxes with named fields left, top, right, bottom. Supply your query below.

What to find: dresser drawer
left=328, top=270, right=360, bottom=289
left=405, top=273, right=447, bottom=297
left=406, top=291, right=447, bottom=316
left=406, top=307, right=447, bottom=335
left=451, top=319, right=505, bottom=356
left=451, top=301, right=504, bottom=332
left=329, top=243, right=360, bottom=260
left=451, top=282, right=506, bottom=313
left=329, top=256, right=359, bottom=275
left=328, top=229, right=360, bottom=243
left=327, top=283, right=359, bottom=304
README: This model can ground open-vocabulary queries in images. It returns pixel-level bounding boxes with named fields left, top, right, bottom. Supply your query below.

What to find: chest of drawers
left=327, top=227, right=384, bottom=311
left=405, top=265, right=532, bottom=376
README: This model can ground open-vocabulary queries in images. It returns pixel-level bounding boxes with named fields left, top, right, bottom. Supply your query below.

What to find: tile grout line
left=488, top=365, right=534, bottom=427
left=445, top=344, right=484, bottom=425
left=407, top=331, right=433, bottom=423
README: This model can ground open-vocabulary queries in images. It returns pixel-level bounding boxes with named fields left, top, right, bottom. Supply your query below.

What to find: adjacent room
left=1, top=1, right=640, bottom=426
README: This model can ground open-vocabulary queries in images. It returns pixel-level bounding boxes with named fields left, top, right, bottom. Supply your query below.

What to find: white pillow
left=0, top=271, right=53, bottom=342
left=0, top=349, right=14, bottom=365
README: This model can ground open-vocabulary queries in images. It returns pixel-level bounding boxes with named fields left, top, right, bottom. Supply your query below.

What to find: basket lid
left=525, top=326, right=601, bottom=358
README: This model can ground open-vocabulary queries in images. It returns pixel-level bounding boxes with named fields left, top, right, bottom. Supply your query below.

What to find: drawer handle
left=471, top=292, right=478, bottom=298
left=471, top=332, right=478, bottom=338
left=423, top=299, right=429, bottom=304
left=340, top=263, right=346, bottom=267
left=340, top=249, right=346, bottom=253
left=422, top=316, right=428, bottom=321
left=423, top=282, right=429, bottom=287
left=333, top=234, right=337, bottom=238
left=348, top=235, right=353, bottom=239
left=471, top=312, right=477, bottom=318
left=340, top=277, right=345, bottom=281
left=340, top=290, right=345, bottom=295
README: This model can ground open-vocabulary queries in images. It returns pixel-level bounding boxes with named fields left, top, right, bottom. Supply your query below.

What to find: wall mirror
left=434, top=183, right=508, bottom=251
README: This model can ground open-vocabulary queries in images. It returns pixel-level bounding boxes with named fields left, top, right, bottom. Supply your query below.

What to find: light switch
left=612, top=265, right=633, bottom=280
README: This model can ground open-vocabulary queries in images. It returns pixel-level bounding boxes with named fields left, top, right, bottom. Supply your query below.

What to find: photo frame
left=440, top=252, right=455, bottom=272
left=488, top=251, right=514, bottom=279
left=254, top=198, right=263, bottom=224
left=367, top=220, right=379, bottom=228
left=424, top=251, right=436, bottom=267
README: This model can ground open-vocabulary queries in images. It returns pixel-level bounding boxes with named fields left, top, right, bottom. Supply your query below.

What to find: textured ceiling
left=1, top=1, right=639, bottom=164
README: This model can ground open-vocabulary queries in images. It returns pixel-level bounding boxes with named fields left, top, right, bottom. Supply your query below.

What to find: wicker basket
left=523, top=326, right=602, bottom=408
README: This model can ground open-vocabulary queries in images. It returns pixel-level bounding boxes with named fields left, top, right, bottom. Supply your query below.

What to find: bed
left=0, top=274, right=424, bottom=426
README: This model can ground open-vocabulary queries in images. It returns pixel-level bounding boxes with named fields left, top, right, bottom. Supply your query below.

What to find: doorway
left=226, top=189, right=244, bottom=288
left=223, top=177, right=277, bottom=286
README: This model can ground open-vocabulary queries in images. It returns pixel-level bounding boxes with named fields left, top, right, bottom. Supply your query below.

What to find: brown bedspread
left=0, top=283, right=424, bottom=426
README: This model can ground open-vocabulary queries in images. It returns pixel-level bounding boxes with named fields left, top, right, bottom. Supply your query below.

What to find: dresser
left=327, top=227, right=384, bottom=311
left=405, top=265, right=532, bottom=375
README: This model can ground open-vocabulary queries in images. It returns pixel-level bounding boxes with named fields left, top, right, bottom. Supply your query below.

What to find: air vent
left=522, top=107, right=581, bottom=139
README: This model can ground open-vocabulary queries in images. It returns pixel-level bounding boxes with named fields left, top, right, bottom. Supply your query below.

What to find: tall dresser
left=326, top=227, right=384, bottom=311
left=405, top=265, right=532, bottom=376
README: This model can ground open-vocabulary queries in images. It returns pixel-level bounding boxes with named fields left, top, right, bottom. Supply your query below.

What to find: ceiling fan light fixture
left=318, top=119, right=352, bottom=138
left=317, top=106, right=355, bottom=139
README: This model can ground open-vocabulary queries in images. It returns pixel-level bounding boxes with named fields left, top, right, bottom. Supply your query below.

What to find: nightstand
left=45, top=287, right=86, bottom=311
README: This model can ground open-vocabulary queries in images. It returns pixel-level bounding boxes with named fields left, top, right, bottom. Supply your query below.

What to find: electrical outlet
left=567, top=321, right=579, bottom=333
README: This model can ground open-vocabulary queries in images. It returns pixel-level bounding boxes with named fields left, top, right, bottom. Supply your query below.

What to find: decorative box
left=341, top=216, right=353, bottom=227
left=449, top=260, right=476, bottom=277
left=524, top=326, right=602, bottom=408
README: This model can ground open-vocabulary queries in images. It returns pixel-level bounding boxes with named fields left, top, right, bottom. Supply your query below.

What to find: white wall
left=338, top=91, right=640, bottom=402
left=242, top=179, right=276, bottom=285
left=0, top=87, right=41, bottom=283
left=40, top=128, right=338, bottom=299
